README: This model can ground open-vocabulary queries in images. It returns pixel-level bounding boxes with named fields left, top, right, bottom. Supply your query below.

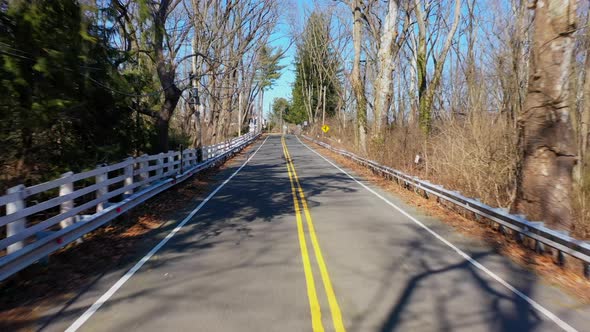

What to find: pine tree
left=291, top=11, right=341, bottom=126
left=0, top=0, right=137, bottom=185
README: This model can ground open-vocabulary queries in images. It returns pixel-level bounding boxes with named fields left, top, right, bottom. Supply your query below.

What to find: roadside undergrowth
left=305, top=137, right=590, bottom=303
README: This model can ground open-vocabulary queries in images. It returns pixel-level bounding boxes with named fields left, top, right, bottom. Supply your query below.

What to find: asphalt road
left=40, top=134, right=590, bottom=332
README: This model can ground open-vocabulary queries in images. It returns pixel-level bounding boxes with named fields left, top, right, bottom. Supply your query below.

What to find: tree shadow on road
left=1, top=136, right=364, bottom=331
left=0, top=136, right=551, bottom=332
left=342, top=221, right=543, bottom=332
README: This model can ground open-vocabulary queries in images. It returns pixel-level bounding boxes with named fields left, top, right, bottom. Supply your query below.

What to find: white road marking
left=65, top=136, right=269, bottom=332
left=296, top=135, right=577, bottom=332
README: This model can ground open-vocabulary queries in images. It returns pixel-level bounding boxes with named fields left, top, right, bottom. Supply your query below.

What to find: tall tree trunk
left=351, top=0, right=368, bottom=153
left=506, top=0, right=529, bottom=125
left=414, top=0, right=427, bottom=131
left=415, top=0, right=461, bottom=134
left=216, top=70, right=232, bottom=140
left=575, top=7, right=590, bottom=185
left=155, top=78, right=181, bottom=151
left=16, top=81, right=33, bottom=176
left=513, top=0, right=577, bottom=231
left=153, top=1, right=182, bottom=152
left=582, top=64, right=590, bottom=177
left=372, top=0, right=400, bottom=137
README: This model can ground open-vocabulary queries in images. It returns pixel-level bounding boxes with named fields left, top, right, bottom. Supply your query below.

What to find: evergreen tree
left=256, top=44, right=284, bottom=91
left=270, top=97, right=306, bottom=126
left=291, top=11, right=342, bottom=125
left=0, top=0, right=137, bottom=185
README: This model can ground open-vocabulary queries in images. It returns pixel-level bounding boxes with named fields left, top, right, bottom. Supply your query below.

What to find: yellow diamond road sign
left=322, top=125, right=330, bottom=133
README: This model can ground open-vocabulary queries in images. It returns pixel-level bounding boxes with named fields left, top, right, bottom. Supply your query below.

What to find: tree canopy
left=0, top=0, right=138, bottom=185
left=0, top=0, right=281, bottom=189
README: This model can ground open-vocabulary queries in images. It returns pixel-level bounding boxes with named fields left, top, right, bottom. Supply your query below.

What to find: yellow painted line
left=283, top=137, right=347, bottom=332
left=282, top=137, right=325, bottom=332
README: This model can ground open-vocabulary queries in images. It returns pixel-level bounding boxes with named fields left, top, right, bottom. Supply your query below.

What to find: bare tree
left=350, top=0, right=368, bottom=153
left=111, top=0, right=191, bottom=152
left=413, top=0, right=461, bottom=134
left=372, top=0, right=402, bottom=137
left=188, top=0, right=279, bottom=144
left=152, top=0, right=190, bottom=152
left=513, top=0, right=577, bottom=231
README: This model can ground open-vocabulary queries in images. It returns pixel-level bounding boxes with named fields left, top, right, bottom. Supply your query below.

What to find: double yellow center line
left=281, top=136, right=346, bottom=332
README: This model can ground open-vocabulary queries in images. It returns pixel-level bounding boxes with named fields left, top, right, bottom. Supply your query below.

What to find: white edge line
left=65, top=136, right=269, bottom=332
left=295, top=135, right=577, bottom=332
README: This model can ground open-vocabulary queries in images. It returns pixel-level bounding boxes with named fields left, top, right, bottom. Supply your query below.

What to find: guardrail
left=0, top=132, right=260, bottom=281
left=302, top=135, right=590, bottom=278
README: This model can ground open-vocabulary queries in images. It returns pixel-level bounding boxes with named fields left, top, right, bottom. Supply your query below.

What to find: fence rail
left=302, top=135, right=590, bottom=278
left=0, top=132, right=260, bottom=281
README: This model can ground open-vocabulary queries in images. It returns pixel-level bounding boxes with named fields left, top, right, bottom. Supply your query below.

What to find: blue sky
left=264, top=24, right=296, bottom=118
left=263, top=0, right=311, bottom=118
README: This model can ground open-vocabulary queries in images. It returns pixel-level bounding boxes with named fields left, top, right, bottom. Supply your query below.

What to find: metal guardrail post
left=6, top=185, right=25, bottom=254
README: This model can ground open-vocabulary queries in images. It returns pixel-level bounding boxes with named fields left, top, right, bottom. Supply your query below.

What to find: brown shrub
left=310, top=112, right=589, bottom=240
left=428, top=114, right=518, bottom=208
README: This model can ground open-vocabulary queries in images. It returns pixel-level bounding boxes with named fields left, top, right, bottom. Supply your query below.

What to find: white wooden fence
left=0, top=132, right=259, bottom=281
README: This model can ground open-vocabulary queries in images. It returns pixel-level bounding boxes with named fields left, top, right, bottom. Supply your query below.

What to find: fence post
left=139, top=154, right=149, bottom=187
left=186, top=150, right=192, bottom=168
left=168, top=150, right=175, bottom=175
left=6, top=185, right=25, bottom=254
left=59, top=172, right=83, bottom=244
left=59, top=172, right=74, bottom=229
left=124, top=157, right=134, bottom=197
left=96, top=168, right=108, bottom=212
left=156, top=153, right=164, bottom=178
left=179, top=146, right=184, bottom=174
